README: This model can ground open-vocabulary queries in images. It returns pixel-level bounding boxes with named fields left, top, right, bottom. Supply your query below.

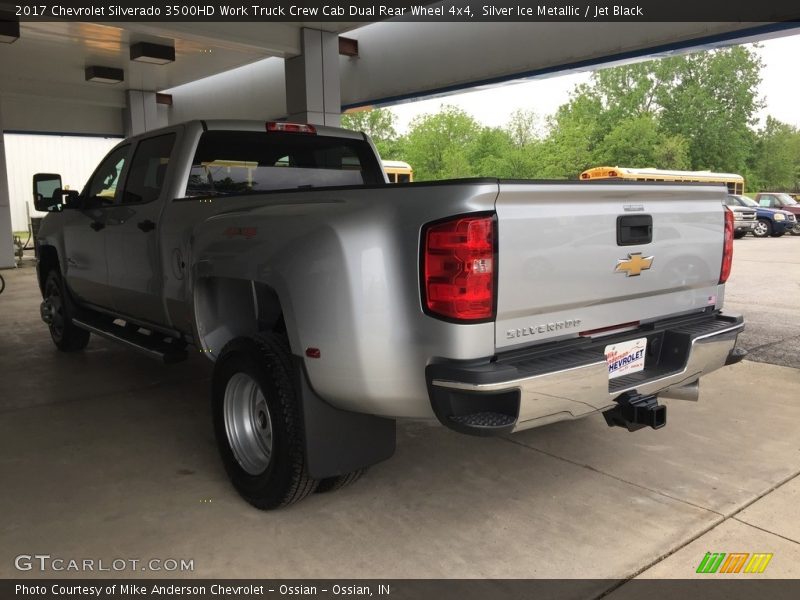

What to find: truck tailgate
left=494, top=182, right=726, bottom=350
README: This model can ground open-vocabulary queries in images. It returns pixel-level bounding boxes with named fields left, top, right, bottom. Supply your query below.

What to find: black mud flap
left=293, top=357, right=396, bottom=479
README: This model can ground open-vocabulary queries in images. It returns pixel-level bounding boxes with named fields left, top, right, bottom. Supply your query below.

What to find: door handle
left=90, top=221, right=105, bottom=231
left=137, top=219, right=156, bottom=232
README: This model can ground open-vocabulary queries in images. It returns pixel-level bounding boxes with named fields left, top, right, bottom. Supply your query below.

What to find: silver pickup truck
left=33, top=120, right=745, bottom=509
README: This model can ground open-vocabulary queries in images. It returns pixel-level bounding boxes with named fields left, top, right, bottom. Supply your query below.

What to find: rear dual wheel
left=212, top=333, right=364, bottom=510
left=316, top=468, right=366, bottom=494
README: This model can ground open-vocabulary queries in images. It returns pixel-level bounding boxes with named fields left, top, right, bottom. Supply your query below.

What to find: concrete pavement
left=0, top=236, right=798, bottom=589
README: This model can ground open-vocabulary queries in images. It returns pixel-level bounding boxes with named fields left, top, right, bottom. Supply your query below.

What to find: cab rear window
left=185, top=130, right=383, bottom=196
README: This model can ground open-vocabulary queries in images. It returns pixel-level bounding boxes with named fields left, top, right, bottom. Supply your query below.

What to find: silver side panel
left=494, top=183, right=727, bottom=351
left=161, top=182, right=499, bottom=419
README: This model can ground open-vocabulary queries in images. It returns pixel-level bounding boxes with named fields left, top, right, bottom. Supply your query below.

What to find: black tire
left=315, top=469, right=366, bottom=494
left=0, top=273, right=4, bottom=295
left=752, top=218, right=772, bottom=238
left=733, top=231, right=745, bottom=239
left=212, top=333, right=318, bottom=510
left=43, top=270, right=90, bottom=352
left=791, top=224, right=800, bottom=236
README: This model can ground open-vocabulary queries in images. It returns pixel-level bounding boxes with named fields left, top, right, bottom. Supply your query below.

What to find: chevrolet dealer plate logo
left=615, top=253, right=654, bottom=277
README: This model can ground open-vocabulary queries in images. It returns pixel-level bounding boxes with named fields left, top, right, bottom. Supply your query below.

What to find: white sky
left=387, top=33, right=800, bottom=134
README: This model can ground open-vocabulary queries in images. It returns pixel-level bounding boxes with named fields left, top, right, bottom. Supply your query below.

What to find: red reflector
left=423, top=215, right=495, bottom=321
left=266, top=121, right=317, bottom=134
left=719, top=206, right=734, bottom=284
left=305, top=347, right=321, bottom=359
left=608, top=170, right=617, bottom=177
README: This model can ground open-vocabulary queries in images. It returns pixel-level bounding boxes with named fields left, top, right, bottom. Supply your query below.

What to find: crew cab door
left=105, top=132, right=177, bottom=325
left=62, top=144, right=130, bottom=309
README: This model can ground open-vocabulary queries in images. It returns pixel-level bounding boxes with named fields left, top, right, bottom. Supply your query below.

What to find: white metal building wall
left=3, top=134, right=120, bottom=232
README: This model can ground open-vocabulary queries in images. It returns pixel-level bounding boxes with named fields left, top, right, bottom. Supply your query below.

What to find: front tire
left=212, top=333, right=318, bottom=509
left=752, top=218, right=771, bottom=238
left=42, top=270, right=90, bottom=352
left=790, top=223, right=800, bottom=236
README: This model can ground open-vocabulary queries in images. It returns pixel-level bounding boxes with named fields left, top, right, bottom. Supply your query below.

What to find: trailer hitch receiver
left=604, top=391, right=666, bottom=432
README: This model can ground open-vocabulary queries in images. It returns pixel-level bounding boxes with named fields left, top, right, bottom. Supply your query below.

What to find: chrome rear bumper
left=426, top=312, right=744, bottom=435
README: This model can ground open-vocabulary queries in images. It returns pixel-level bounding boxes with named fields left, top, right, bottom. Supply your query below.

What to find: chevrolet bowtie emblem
left=615, top=252, right=654, bottom=277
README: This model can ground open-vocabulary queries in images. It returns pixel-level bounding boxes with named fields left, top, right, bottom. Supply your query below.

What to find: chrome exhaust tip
left=661, top=380, right=700, bottom=402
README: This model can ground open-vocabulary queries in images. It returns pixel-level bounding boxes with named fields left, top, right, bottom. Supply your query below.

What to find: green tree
left=653, top=134, right=691, bottom=170
left=505, top=108, right=540, bottom=148
left=595, top=115, right=691, bottom=169
left=536, top=89, right=603, bottom=178
left=402, top=106, right=482, bottom=180
left=752, top=117, right=800, bottom=191
left=589, top=60, right=675, bottom=130
left=341, top=108, right=402, bottom=159
left=544, top=47, right=763, bottom=175
left=595, top=115, right=662, bottom=167
left=657, top=47, right=763, bottom=172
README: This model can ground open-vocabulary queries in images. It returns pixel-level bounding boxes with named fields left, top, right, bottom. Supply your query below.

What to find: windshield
left=775, top=193, right=798, bottom=205
left=733, top=195, right=758, bottom=208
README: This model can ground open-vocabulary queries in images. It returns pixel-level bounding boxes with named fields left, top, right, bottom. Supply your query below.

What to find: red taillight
left=422, top=215, right=495, bottom=321
left=266, top=121, right=317, bottom=134
left=719, top=206, right=734, bottom=284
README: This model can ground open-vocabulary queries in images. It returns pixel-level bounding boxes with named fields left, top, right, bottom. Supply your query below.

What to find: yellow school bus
left=382, top=160, right=413, bottom=183
left=580, top=166, right=745, bottom=195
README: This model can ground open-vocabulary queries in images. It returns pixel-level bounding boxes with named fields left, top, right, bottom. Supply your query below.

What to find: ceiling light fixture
left=85, top=66, right=124, bottom=84
left=130, top=42, right=175, bottom=65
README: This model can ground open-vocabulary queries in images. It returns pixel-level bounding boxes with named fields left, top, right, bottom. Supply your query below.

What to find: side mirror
left=63, top=190, right=81, bottom=209
left=33, top=173, right=63, bottom=212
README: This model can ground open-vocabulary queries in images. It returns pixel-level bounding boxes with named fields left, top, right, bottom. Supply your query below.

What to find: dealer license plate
left=604, top=337, right=647, bottom=380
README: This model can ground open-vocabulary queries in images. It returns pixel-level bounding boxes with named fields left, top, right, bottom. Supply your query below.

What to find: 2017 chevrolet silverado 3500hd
left=32, top=120, right=746, bottom=509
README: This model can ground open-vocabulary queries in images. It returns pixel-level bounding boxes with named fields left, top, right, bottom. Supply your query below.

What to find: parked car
left=723, top=196, right=756, bottom=239
left=31, top=120, right=746, bottom=510
left=727, top=195, right=796, bottom=238
left=753, top=192, right=800, bottom=235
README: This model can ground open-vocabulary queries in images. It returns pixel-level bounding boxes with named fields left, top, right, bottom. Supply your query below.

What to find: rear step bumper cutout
left=426, top=312, right=743, bottom=436
left=725, top=346, right=748, bottom=365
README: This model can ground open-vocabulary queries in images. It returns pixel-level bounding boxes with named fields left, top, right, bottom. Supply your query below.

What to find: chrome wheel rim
left=223, top=373, right=273, bottom=475
left=754, top=221, right=768, bottom=236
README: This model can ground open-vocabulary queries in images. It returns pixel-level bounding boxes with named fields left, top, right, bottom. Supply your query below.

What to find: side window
left=758, top=196, right=773, bottom=207
left=122, top=134, right=176, bottom=204
left=86, top=145, right=129, bottom=204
